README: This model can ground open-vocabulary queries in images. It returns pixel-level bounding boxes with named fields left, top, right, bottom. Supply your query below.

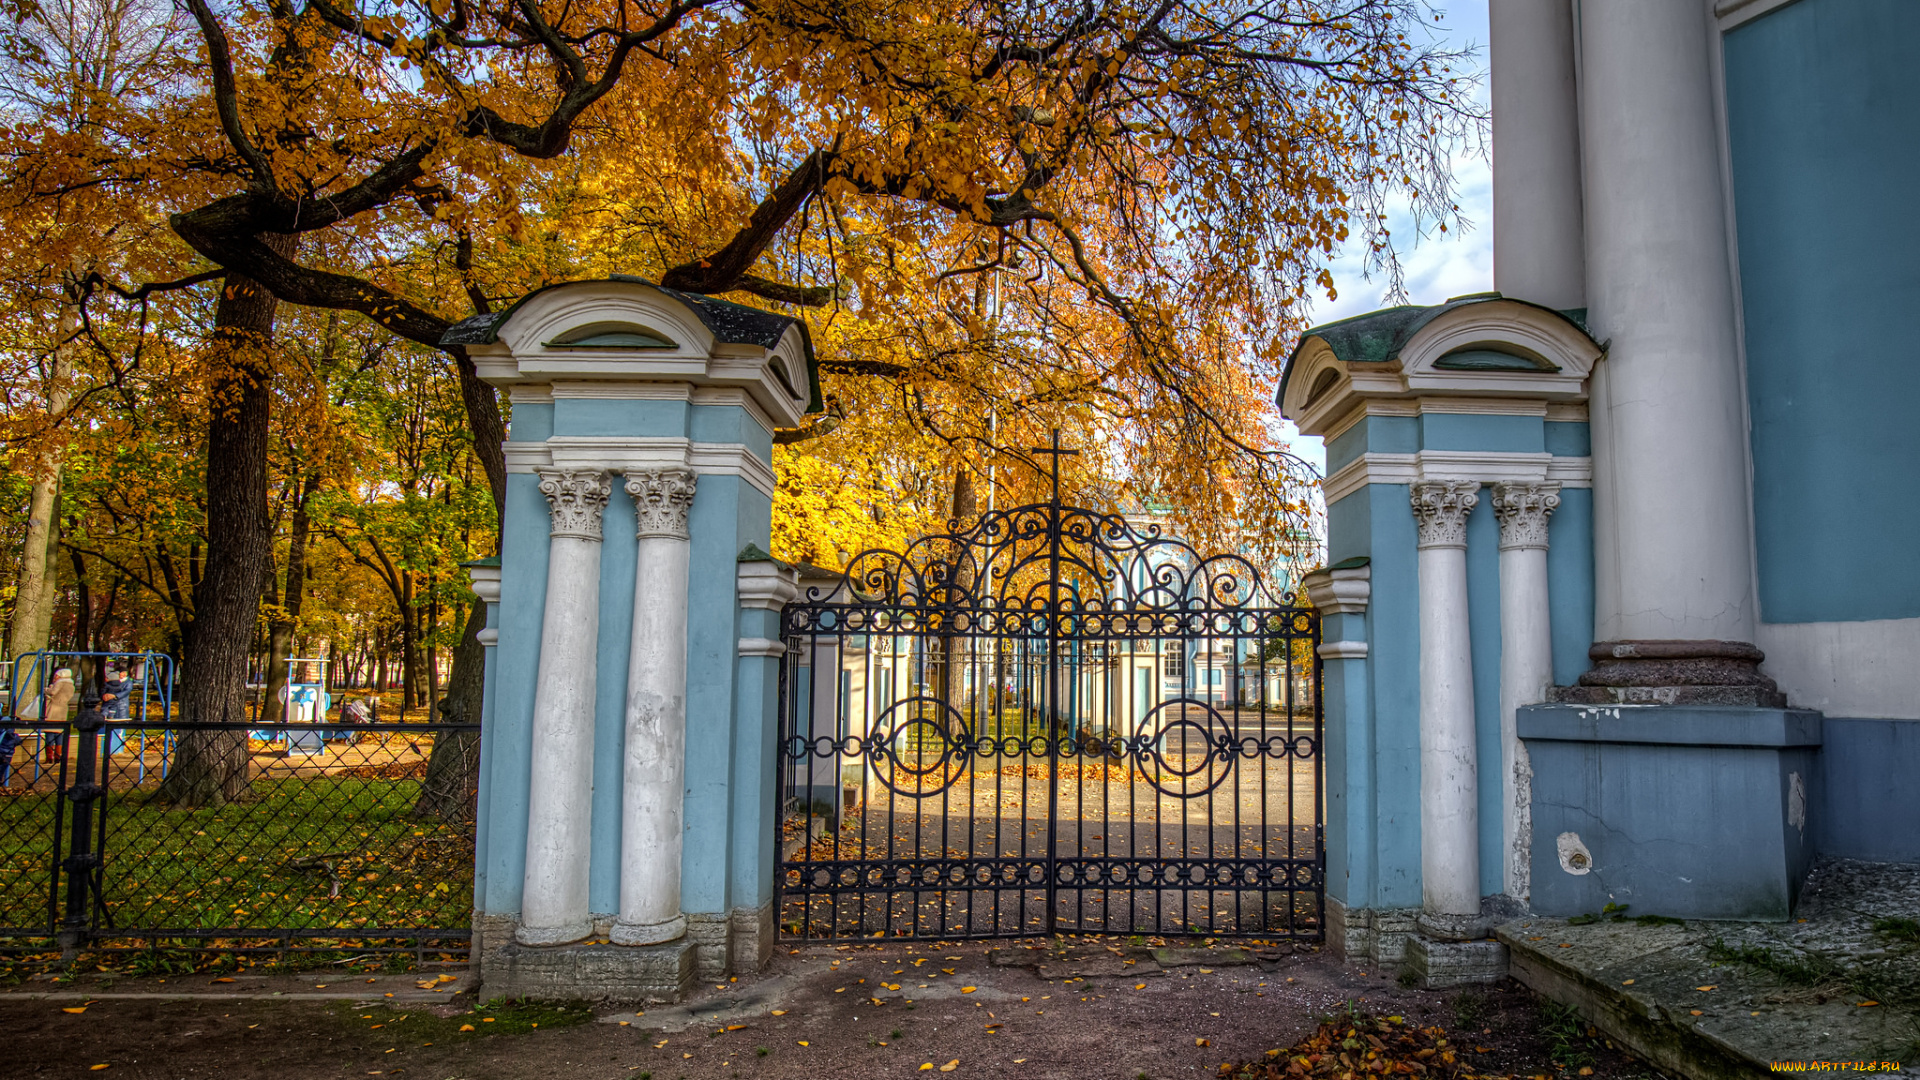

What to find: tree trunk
left=409, top=349, right=505, bottom=820
left=7, top=307, right=74, bottom=692
left=158, top=237, right=294, bottom=807
left=412, top=598, right=485, bottom=820
left=939, top=465, right=978, bottom=722
left=259, top=472, right=315, bottom=726
left=399, top=571, right=417, bottom=717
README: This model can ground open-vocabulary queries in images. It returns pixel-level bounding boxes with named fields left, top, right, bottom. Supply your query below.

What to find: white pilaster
left=1412, top=481, right=1480, bottom=917
left=1580, top=2, right=1756, bottom=644
left=518, top=468, right=612, bottom=946
left=1490, top=481, right=1559, bottom=902
left=1490, top=0, right=1585, bottom=309
left=612, top=468, right=697, bottom=946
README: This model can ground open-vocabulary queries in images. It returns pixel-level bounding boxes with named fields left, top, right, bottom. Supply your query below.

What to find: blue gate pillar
left=449, top=278, right=818, bottom=1001
left=1279, top=294, right=1599, bottom=979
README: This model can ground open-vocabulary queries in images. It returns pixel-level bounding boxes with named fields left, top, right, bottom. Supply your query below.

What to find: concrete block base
left=1325, top=897, right=1418, bottom=967
left=479, top=933, right=695, bottom=1003
left=1404, top=934, right=1509, bottom=988
left=1519, top=705, right=1822, bottom=921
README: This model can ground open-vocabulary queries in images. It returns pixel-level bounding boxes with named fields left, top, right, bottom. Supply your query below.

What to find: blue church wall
left=1336, top=478, right=1428, bottom=907
left=1324, top=415, right=1417, bottom=478
left=589, top=482, right=639, bottom=915
left=1546, top=488, right=1594, bottom=687
left=1816, top=718, right=1920, bottom=863
left=1543, top=421, right=1588, bottom=458
left=1418, top=413, right=1540, bottom=454
left=554, top=398, right=686, bottom=437
left=1725, top=0, right=1920, bottom=624
left=1464, top=496, right=1504, bottom=899
left=482, top=469, right=553, bottom=915
left=478, top=392, right=779, bottom=921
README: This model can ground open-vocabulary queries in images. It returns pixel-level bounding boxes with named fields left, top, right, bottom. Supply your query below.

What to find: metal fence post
left=58, top=688, right=104, bottom=956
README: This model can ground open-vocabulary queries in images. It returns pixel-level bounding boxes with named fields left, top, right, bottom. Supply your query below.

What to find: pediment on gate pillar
left=1277, top=292, right=1601, bottom=438
left=442, top=275, right=819, bottom=429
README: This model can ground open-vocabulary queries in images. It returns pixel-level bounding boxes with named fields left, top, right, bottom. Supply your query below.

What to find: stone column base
left=1325, top=897, right=1418, bottom=967
left=473, top=913, right=695, bottom=1003
left=686, top=902, right=778, bottom=982
left=1549, top=640, right=1787, bottom=707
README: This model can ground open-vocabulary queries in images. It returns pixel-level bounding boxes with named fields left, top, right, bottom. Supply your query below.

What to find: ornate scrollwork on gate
left=783, top=503, right=1291, bottom=639
left=866, top=697, right=973, bottom=798
left=776, top=490, right=1324, bottom=942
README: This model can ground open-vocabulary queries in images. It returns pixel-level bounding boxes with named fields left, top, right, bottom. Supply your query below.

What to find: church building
left=1282, top=0, right=1919, bottom=971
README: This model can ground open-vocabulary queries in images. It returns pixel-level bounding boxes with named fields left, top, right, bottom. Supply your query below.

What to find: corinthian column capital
left=1411, top=480, right=1480, bottom=549
left=537, top=468, right=613, bottom=541
left=626, top=467, right=697, bottom=540
left=1490, top=481, right=1562, bottom=551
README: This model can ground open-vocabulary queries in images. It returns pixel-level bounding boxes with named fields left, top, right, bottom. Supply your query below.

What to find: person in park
left=40, top=668, right=76, bottom=763
left=102, top=669, right=132, bottom=721
left=7, top=668, right=78, bottom=768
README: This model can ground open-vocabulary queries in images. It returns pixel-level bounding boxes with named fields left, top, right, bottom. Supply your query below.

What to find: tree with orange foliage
left=2, top=0, right=1473, bottom=803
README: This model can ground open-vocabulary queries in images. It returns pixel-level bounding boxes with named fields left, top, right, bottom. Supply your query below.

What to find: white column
left=1412, top=481, right=1480, bottom=916
left=1490, top=0, right=1585, bottom=309
left=1580, top=2, right=1756, bottom=645
left=518, top=468, right=612, bottom=946
left=1490, top=481, right=1560, bottom=902
left=612, top=468, right=697, bottom=946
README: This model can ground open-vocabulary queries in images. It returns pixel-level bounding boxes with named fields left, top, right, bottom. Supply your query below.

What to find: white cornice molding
left=506, top=437, right=778, bottom=499
left=1303, top=562, right=1370, bottom=616
left=1416, top=450, right=1555, bottom=485
left=1546, top=456, right=1595, bottom=485
left=1323, top=450, right=1592, bottom=505
left=473, top=280, right=811, bottom=428
left=1544, top=403, right=1589, bottom=423
left=737, top=560, right=799, bottom=612
left=1417, top=398, right=1548, bottom=417
left=737, top=637, right=787, bottom=658
left=551, top=381, right=691, bottom=400
left=466, top=563, right=502, bottom=604
left=1318, top=640, right=1369, bottom=660
left=508, top=384, right=554, bottom=404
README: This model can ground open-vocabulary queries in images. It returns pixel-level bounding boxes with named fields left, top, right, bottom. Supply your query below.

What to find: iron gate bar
left=776, top=463, right=1322, bottom=943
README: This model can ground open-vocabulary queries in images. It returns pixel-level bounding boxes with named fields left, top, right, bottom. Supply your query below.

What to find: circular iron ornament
left=866, top=696, right=973, bottom=798
left=1131, top=698, right=1238, bottom=798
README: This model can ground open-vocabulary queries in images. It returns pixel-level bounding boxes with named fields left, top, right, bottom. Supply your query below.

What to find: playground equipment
left=2, top=650, right=176, bottom=784
left=250, top=657, right=333, bottom=755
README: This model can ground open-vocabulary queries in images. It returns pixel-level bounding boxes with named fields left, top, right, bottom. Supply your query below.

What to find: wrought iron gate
left=776, top=490, right=1322, bottom=942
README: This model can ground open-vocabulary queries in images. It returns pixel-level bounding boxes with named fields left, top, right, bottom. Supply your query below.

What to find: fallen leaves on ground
left=1218, top=1012, right=1517, bottom=1079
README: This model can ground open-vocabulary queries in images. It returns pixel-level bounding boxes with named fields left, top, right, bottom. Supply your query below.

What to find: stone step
left=1496, top=917, right=1914, bottom=1080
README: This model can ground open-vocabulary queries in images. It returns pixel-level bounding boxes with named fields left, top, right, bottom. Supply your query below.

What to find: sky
left=1280, top=1, right=1493, bottom=477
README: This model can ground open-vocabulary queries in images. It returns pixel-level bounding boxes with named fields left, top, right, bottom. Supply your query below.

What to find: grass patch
left=1539, top=999, right=1597, bottom=1070
left=1872, top=917, right=1920, bottom=943
left=1451, top=990, right=1487, bottom=1031
left=1704, top=938, right=1898, bottom=1004
left=0, top=773, right=472, bottom=937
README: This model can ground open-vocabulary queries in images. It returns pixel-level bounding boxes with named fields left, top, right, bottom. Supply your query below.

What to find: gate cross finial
left=1026, top=428, right=1080, bottom=505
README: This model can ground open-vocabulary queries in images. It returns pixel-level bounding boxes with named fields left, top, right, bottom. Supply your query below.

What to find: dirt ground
left=0, top=941, right=1663, bottom=1080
